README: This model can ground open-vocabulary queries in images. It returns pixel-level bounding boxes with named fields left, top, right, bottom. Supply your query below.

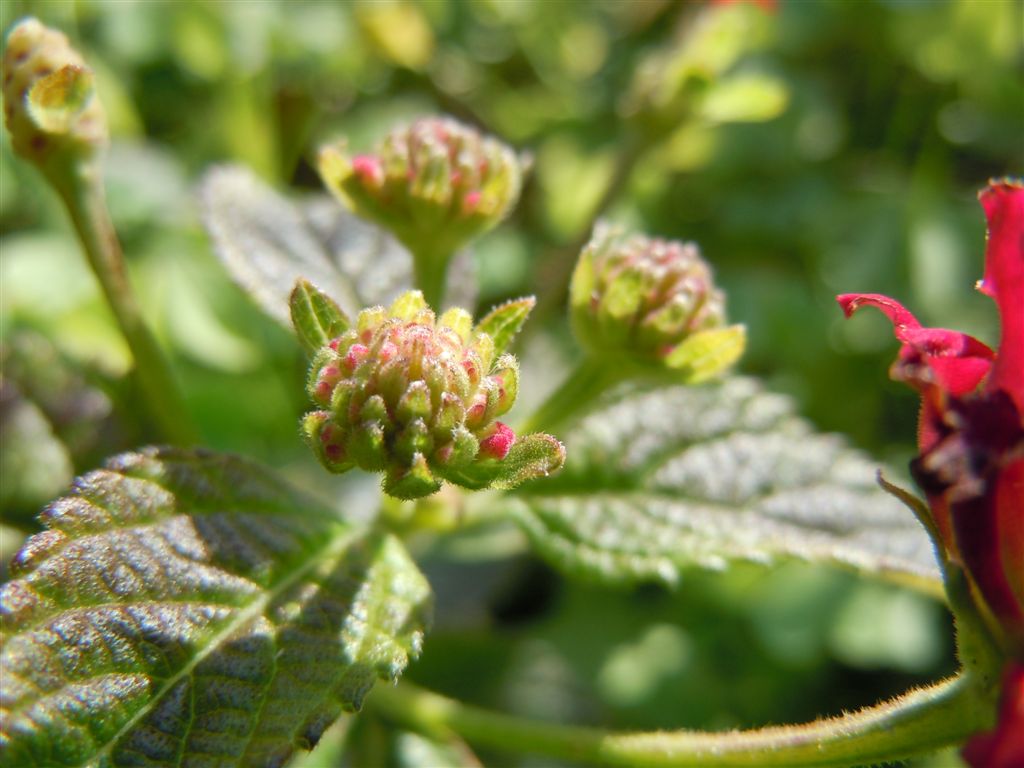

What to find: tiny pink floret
left=351, top=155, right=384, bottom=187
left=479, top=422, right=515, bottom=460
left=343, top=344, right=368, bottom=373
left=462, top=190, right=482, bottom=214
left=466, top=392, right=488, bottom=427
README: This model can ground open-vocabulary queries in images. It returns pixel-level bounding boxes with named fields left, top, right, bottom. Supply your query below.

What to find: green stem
left=368, top=674, right=992, bottom=768
left=520, top=356, right=627, bottom=435
left=411, top=247, right=451, bottom=310
left=52, top=162, right=196, bottom=445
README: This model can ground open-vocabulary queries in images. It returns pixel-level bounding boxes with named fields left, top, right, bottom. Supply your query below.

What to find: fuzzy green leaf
left=289, top=278, right=350, bottom=356
left=199, top=165, right=476, bottom=324
left=511, top=377, right=942, bottom=595
left=493, top=433, right=567, bottom=490
left=474, top=297, right=535, bottom=357
left=440, top=434, right=565, bottom=492
left=0, top=447, right=431, bottom=768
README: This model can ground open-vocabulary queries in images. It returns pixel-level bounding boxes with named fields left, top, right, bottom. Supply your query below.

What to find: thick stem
left=52, top=162, right=196, bottom=445
left=368, top=674, right=992, bottom=768
left=520, top=356, right=627, bottom=435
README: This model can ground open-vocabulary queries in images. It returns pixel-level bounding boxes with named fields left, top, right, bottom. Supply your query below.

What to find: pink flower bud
left=301, top=290, right=560, bottom=499
left=570, top=223, right=741, bottom=380
left=318, top=116, right=526, bottom=268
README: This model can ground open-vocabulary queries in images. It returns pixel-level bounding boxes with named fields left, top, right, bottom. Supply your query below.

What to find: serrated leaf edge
left=85, top=522, right=361, bottom=768
left=509, top=492, right=945, bottom=599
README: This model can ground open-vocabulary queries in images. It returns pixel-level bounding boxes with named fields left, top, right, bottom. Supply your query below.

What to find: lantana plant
left=1, top=14, right=1021, bottom=768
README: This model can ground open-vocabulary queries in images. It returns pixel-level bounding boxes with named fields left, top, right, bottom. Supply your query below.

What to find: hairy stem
left=368, top=674, right=991, bottom=768
left=520, top=355, right=626, bottom=435
left=52, top=162, right=196, bottom=445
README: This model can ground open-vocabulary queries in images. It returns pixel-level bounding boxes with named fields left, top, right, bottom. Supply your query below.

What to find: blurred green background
left=2, top=1, right=1021, bottom=765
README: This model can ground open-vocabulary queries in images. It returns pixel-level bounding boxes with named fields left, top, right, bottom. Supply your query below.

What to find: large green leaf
left=199, top=165, right=476, bottom=323
left=0, top=447, right=431, bottom=767
left=511, top=377, right=942, bottom=594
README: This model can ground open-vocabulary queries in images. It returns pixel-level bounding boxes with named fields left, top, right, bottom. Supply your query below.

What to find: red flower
left=837, top=180, right=1024, bottom=657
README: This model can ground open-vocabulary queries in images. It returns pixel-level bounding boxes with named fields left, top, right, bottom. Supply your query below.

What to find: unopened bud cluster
left=571, top=224, right=728, bottom=364
left=318, top=117, right=524, bottom=259
left=2, top=17, right=107, bottom=172
left=303, top=291, right=559, bottom=499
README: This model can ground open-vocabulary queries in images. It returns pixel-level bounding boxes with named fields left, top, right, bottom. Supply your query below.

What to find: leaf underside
left=0, top=447, right=431, bottom=768
left=511, top=377, right=942, bottom=594
left=199, top=165, right=476, bottom=324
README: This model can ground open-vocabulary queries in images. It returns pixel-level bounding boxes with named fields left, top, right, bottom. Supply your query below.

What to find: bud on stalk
left=2, top=17, right=107, bottom=179
left=570, top=223, right=744, bottom=382
left=318, top=117, right=526, bottom=307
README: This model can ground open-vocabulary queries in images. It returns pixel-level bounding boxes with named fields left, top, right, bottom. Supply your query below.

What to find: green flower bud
left=2, top=17, right=107, bottom=175
left=570, top=223, right=745, bottom=382
left=298, top=288, right=564, bottom=500
left=318, top=116, right=526, bottom=266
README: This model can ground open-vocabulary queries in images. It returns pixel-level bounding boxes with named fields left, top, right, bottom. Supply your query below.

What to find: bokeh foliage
left=2, top=1, right=1021, bottom=765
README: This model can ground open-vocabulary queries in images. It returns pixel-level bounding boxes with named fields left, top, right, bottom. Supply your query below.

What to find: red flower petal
left=978, top=181, right=1024, bottom=413
left=836, top=293, right=994, bottom=396
left=998, top=459, right=1024, bottom=620
left=837, top=293, right=921, bottom=330
left=911, top=388, right=1024, bottom=650
left=950, top=488, right=1024, bottom=646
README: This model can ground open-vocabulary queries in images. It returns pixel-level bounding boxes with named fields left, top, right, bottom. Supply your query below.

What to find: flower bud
left=2, top=17, right=107, bottom=174
left=570, top=223, right=744, bottom=381
left=318, top=117, right=525, bottom=263
left=299, top=288, right=564, bottom=500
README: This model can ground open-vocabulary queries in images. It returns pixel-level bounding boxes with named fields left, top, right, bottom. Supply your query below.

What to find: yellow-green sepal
left=662, top=324, right=746, bottom=383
